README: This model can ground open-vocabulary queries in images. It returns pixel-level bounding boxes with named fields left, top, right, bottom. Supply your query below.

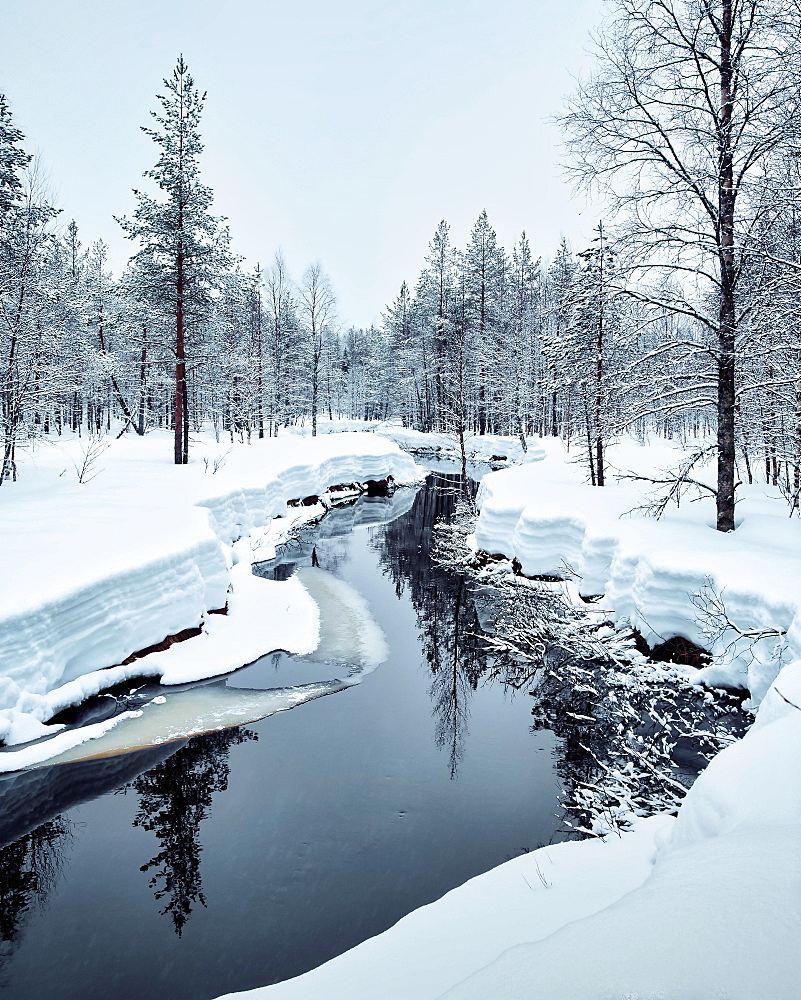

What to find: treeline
left=4, top=4, right=801, bottom=532
left=0, top=59, right=355, bottom=478
left=372, top=0, right=801, bottom=528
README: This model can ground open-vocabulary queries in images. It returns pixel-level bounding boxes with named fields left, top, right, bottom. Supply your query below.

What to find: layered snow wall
left=0, top=432, right=420, bottom=741
left=474, top=449, right=801, bottom=702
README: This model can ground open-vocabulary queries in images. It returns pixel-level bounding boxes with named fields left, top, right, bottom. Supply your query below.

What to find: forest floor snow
left=310, top=417, right=544, bottom=466
left=0, top=429, right=421, bottom=764
left=217, top=431, right=801, bottom=1000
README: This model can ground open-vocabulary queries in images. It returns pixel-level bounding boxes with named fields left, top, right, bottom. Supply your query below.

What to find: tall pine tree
left=118, top=56, right=230, bottom=464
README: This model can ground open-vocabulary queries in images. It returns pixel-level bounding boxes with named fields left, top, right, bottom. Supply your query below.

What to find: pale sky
left=1, top=0, right=606, bottom=328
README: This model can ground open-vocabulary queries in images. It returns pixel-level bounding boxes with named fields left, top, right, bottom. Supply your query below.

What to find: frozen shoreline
left=3, top=426, right=799, bottom=998
left=474, top=437, right=801, bottom=704
left=0, top=431, right=422, bottom=760
left=217, top=661, right=801, bottom=1000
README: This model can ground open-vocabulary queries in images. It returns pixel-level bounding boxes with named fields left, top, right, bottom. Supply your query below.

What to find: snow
left=0, top=431, right=420, bottom=762
left=4, top=425, right=800, bottom=998
left=474, top=437, right=801, bottom=702
left=218, top=657, right=801, bottom=1000
left=439, top=657, right=801, bottom=1000
left=309, top=418, right=546, bottom=465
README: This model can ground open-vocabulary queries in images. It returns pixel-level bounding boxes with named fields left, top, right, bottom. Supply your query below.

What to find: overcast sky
left=1, top=0, right=606, bottom=327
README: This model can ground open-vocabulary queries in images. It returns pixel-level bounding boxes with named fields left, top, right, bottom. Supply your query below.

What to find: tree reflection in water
left=375, top=473, right=490, bottom=777
left=129, top=727, right=257, bottom=936
left=0, top=817, right=71, bottom=983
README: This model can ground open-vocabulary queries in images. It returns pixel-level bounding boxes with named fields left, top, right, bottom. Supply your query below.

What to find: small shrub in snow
left=691, top=578, right=789, bottom=674
left=202, top=448, right=232, bottom=475
left=71, top=434, right=110, bottom=485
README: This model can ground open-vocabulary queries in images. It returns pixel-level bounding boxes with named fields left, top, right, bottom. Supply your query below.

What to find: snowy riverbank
left=226, top=657, right=800, bottom=1000
left=0, top=430, right=421, bottom=762
left=215, top=431, right=801, bottom=1000
left=4, top=426, right=799, bottom=997
left=475, top=437, right=800, bottom=704
left=311, top=418, right=546, bottom=467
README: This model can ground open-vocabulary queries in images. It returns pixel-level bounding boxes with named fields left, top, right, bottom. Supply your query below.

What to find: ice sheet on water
left=295, top=566, right=389, bottom=672
left=0, top=559, right=389, bottom=770
left=37, top=678, right=348, bottom=767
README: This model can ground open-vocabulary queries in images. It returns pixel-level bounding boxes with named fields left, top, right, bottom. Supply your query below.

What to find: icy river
left=0, top=470, right=586, bottom=998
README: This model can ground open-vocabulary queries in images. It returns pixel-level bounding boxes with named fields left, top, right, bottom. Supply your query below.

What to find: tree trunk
left=137, top=329, right=148, bottom=436
left=311, top=357, right=318, bottom=438
left=716, top=0, right=736, bottom=531
left=175, top=253, right=187, bottom=464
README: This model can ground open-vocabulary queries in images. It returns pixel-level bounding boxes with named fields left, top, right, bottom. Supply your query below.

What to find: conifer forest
left=3, top=2, right=801, bottom=531
left=2, top=6, right=801, bottom=997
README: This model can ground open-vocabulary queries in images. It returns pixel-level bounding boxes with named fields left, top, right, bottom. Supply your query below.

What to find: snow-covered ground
left=0, top=430, right=421, bottom=763
left=5, top=425, right=799, bottom=998
left=311, top=418, right=545, bottom=466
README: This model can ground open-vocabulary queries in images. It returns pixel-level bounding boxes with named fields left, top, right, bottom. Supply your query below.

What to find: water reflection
left=254, top=490, right=418, bottom=581
left=0, top=818, right=71, bottom=984
left=529, top=670, right=603, bottom=827
left=127, top=728, right=257, bottom=936
left=426, top=577, right=489, bottom=778
left=0, top=471, right=571, bottom=1000
left=0, top=742, right=183, bottom=850
left=374, top=474, right=490, bottom=777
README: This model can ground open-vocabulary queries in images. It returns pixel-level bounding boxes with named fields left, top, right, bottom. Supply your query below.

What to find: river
left=0, top=469, right=688, bottom=998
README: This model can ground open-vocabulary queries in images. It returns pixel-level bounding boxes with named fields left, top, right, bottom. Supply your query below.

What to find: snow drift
left=439, top=658, right=801, bottom=1000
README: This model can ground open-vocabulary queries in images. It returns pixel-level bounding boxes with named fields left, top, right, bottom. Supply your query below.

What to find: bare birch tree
left=298, top=262, right=335, bottom=437
left=562, top=0, right=801, bottom=530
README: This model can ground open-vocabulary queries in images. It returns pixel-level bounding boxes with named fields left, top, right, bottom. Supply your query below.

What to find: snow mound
left=440, top=659, right=801, bottom=1000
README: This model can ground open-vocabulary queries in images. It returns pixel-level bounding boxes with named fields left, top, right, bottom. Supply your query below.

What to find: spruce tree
left=463, top=210, right=504, bottom=434
left=117, top=56, right=230, bottom=464
left=0, top=96, right=29, bottom=217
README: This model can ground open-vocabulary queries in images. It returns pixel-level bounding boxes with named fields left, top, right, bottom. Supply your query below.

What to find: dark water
left=0, top=473, right=565, bottom=999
